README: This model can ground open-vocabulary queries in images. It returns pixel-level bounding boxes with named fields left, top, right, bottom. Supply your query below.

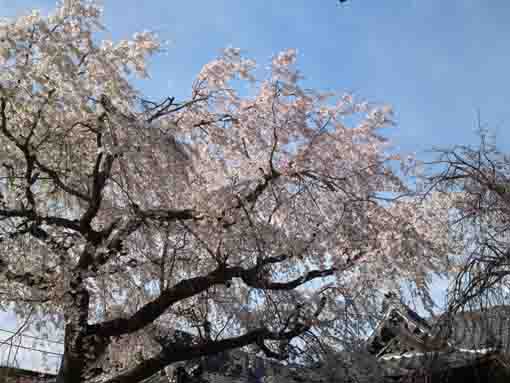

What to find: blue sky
left=4, top=0, right=510, bottom=154
left=0, top=0, right=508, bottom=346
left=104, top=0, right=509, bottom=153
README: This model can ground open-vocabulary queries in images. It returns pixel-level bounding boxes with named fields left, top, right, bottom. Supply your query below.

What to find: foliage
left=426, top=132, right=510, bottom=312
left=0, top=1, right=447, bottom=382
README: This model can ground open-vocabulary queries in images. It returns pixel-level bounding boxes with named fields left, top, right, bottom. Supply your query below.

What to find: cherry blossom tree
left=0, top=1, right=448, bottom=382
left=426, top=132, right=510, bottom=313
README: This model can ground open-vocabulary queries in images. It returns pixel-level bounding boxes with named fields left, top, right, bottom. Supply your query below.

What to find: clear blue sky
left=0, top=0, right=507, bottom=338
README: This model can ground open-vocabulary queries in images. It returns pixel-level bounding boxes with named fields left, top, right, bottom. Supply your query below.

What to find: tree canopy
left=0, top=2, right=448, bottom=382
left=426, top=133, right=510, bottom=313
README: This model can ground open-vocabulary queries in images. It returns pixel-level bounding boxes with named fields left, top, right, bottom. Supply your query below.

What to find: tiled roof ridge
left=381, top=292, right=432, bottom=331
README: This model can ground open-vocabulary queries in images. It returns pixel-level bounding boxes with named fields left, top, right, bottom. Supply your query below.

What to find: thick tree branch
left=33, top=157, right=91, bottom=201
left=80, top=153, right=115, bottom=231
left=138, top=207, right=198, bottom=221
left=88, top=267, right=234, bottom=337
left=241, top=267, right=337, bottom=290
left=102, top=319, right=320, bottom=383
left=0, top=208, right=82, bottom=232
left=89, top=258, right=335, bottom=338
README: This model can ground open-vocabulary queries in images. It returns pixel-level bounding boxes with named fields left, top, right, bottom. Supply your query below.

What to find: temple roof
left=366, top=293, right=510, bottom=378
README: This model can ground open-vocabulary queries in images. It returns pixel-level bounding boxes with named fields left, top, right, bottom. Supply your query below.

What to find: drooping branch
left=426, top=136, right=510, bottom=312
left=0, top=96, right=90, bottom=205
